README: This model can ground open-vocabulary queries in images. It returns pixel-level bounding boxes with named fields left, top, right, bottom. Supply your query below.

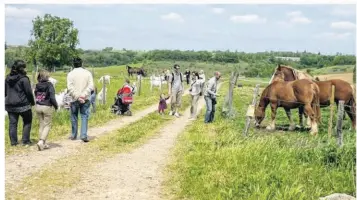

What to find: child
left=34, top=70, right=58, bottom=151
left=158, top=93, right=170, bottom=115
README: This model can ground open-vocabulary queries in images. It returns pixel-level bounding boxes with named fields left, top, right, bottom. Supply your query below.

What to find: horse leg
left=266, top=103, right=277, bottom=131
left=284, top=108, right=295, bottom=131
left=304, top=104, right=318, bottom=135
left=298, top=106, right=304, bottom=128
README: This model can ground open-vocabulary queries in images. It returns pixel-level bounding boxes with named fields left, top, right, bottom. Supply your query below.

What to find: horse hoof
left=266, top=126, right=275, bottom=131
left=288, top=125, right=296, bottom=131
left=310, top=131, right=318, bottom=136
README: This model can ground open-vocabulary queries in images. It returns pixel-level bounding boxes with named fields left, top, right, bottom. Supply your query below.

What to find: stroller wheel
left=126, top=111, right=132, bottom=116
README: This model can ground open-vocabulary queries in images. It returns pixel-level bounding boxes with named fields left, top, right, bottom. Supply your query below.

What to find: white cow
left=98, top=75, right=111, bottom=85
left=49, top=77, right=58, bottom=88
left=97, top=88, right=108, bottom=104
left=150, top=75, right=167, bottom=91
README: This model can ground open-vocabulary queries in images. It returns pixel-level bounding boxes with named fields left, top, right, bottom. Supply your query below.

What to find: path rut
left=5, top=90, right=189, bottom=189
left=55, top=87, right=215, bottom=200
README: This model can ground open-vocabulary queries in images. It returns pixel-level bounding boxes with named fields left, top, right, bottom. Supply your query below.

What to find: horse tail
left=312, top=83, right=321, bottom=124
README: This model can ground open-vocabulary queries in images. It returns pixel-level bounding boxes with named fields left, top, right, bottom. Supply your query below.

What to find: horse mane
left=277, top=65, right=314, bottom=80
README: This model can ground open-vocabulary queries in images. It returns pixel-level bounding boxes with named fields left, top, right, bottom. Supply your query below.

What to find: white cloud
left=285, top=11, right=311, bottom=24
left=160, top=12, right=184, bottom=23
left=212, top=8, right=225, bottom=14
left=315, top=32, right=352, bottom=39
left=331, top=6, right=355, bottom=17
left=287, top=11, right=302, bottom=17
left=230, top=14, right=267, bottom=24
left=330, top=21, right=356, bottom=30
left=5, top=6, right=42, bottom=19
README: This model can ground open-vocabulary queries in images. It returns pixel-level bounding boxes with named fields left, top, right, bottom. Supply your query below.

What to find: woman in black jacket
left=5, top=60, right=35, bottom=146
left=34, top=69, right=58, bottom=151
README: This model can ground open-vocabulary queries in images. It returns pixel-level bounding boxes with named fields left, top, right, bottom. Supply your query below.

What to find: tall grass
left=165, top=83, right=356, bottom=200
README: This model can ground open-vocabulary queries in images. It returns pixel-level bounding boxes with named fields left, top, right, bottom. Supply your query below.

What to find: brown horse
left=126, top=65, right=146, bottom=77
left=255, top=71, right=321, bottom=135
left=270, top=64, right=356, bottom=130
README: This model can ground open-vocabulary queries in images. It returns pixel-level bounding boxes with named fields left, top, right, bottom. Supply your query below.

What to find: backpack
left=171, top=72, right=183, bottom=83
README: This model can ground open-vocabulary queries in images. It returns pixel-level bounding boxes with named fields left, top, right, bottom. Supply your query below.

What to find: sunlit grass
left=165, top=82, right=356, bottom=200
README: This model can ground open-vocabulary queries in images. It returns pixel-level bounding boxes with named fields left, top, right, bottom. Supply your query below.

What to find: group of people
left=5, top=59, right=220, bottom=151
left=5, top=57, right=95, bottom=150
left=158, top=64, right=221, bottom=123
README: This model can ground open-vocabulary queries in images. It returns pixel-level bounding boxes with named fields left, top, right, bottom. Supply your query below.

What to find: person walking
left=184, top=69, right=191, bottom=85
left=67, top=57, right=94, bottom=142
left=204, top=71, right=221, bottom=123
left=5, top=60, right=35, bottom=146
left=189, top=72, right=203, bottom=120
left=168, top=64, right=184, bottom=118
left=34, top=69, right=58, bottom=151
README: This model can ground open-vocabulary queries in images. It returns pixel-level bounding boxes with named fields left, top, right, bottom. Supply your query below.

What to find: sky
left=4, top=4, right=356, bottom=55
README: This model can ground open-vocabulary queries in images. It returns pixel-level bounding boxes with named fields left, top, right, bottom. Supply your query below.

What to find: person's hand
left=78, top=97, right=86, bottom=104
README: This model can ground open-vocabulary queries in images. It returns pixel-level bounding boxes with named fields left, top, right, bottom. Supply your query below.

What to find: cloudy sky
left=5, top=4, right=356, bottom=55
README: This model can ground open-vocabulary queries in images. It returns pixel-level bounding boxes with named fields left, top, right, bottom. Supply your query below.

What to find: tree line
left=4, top=13, right=356, bottom=77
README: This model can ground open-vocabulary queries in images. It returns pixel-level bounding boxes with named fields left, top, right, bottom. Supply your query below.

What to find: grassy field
left=165, top=82, right=356, bottom=200
left=4, top=63, right=170, bottom=155
left=306, top=65, right=355, bottom=75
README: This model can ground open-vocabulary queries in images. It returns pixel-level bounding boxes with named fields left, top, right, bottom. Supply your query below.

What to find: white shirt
left=67, top=67, right=94, bottom=100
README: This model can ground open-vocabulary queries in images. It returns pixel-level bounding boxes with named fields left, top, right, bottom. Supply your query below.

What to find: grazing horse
left=270, top=64, right=356, bottom=129
left=126, top=65, right=146, bottom=77
left=255, top=71, right=321, bottom=135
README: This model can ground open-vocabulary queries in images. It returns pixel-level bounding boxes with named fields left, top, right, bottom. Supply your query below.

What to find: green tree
left=28, top=14, right=79, bottom=71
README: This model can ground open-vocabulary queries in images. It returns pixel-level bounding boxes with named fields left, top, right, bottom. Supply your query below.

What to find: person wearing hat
left=204, top=71, right=221, bottom=123
left=168, top=64, right=184, bottom=117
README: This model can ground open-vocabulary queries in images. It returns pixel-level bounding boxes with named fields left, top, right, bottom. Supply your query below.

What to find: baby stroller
left=111, top=84, right=134, bottom=116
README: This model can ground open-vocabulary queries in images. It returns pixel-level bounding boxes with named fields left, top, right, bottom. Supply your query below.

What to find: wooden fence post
left=222, top=71, right=238, bottom=117
left=102, top=79, right=106, bottom=105
left=138, top=75, right=142, bottom=96
left=328, top=85, right=335, bottom=139
left=336, top=100, right=345, bottom=147
left=32, top=71, right=36, bottom=90
left=243, top=84, right=260, bottom=137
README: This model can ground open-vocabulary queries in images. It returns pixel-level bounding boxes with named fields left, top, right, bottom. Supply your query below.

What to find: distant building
left=275, top=57, right=301, bottom=62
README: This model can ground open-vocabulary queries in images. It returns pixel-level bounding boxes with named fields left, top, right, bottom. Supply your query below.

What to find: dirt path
left=5, top=90, right=189, bottom=189
left=54, top=89, right=212, bottom=200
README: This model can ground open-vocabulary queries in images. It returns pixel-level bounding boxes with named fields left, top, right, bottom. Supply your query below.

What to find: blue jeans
left=70, top=100, right=90, bottom=139
left=204, top=96, right=216, bottom=123
left=90, top=93, right=96, bottom=113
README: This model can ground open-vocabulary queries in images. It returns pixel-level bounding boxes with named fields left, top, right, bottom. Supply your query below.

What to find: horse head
left=271, top=71, right=285, bottom=83
left=254, top=105, right=266, bottom=127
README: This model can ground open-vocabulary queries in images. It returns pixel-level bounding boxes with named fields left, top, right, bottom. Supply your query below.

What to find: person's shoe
left=189, top=117, right=196, bottom=121
left=37, top=140, right=44, bottom=151
left=69, top=136, right=76, bottom=140
left=44, top=143, right=50, bottom=149
left=11, top=143, right=18, bottom=146
left=174, top=112, right=180, bottom=118
left=81, top=138, right=89, bottom=143
left=22, top=141, right=32, bottom=146
left=169, top=111, right=174, bottom=116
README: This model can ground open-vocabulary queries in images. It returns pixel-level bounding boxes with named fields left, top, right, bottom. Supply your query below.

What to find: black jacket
left=34, top=81, right=58, bottom=110
left=5, top=73, right=35, bottom=112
